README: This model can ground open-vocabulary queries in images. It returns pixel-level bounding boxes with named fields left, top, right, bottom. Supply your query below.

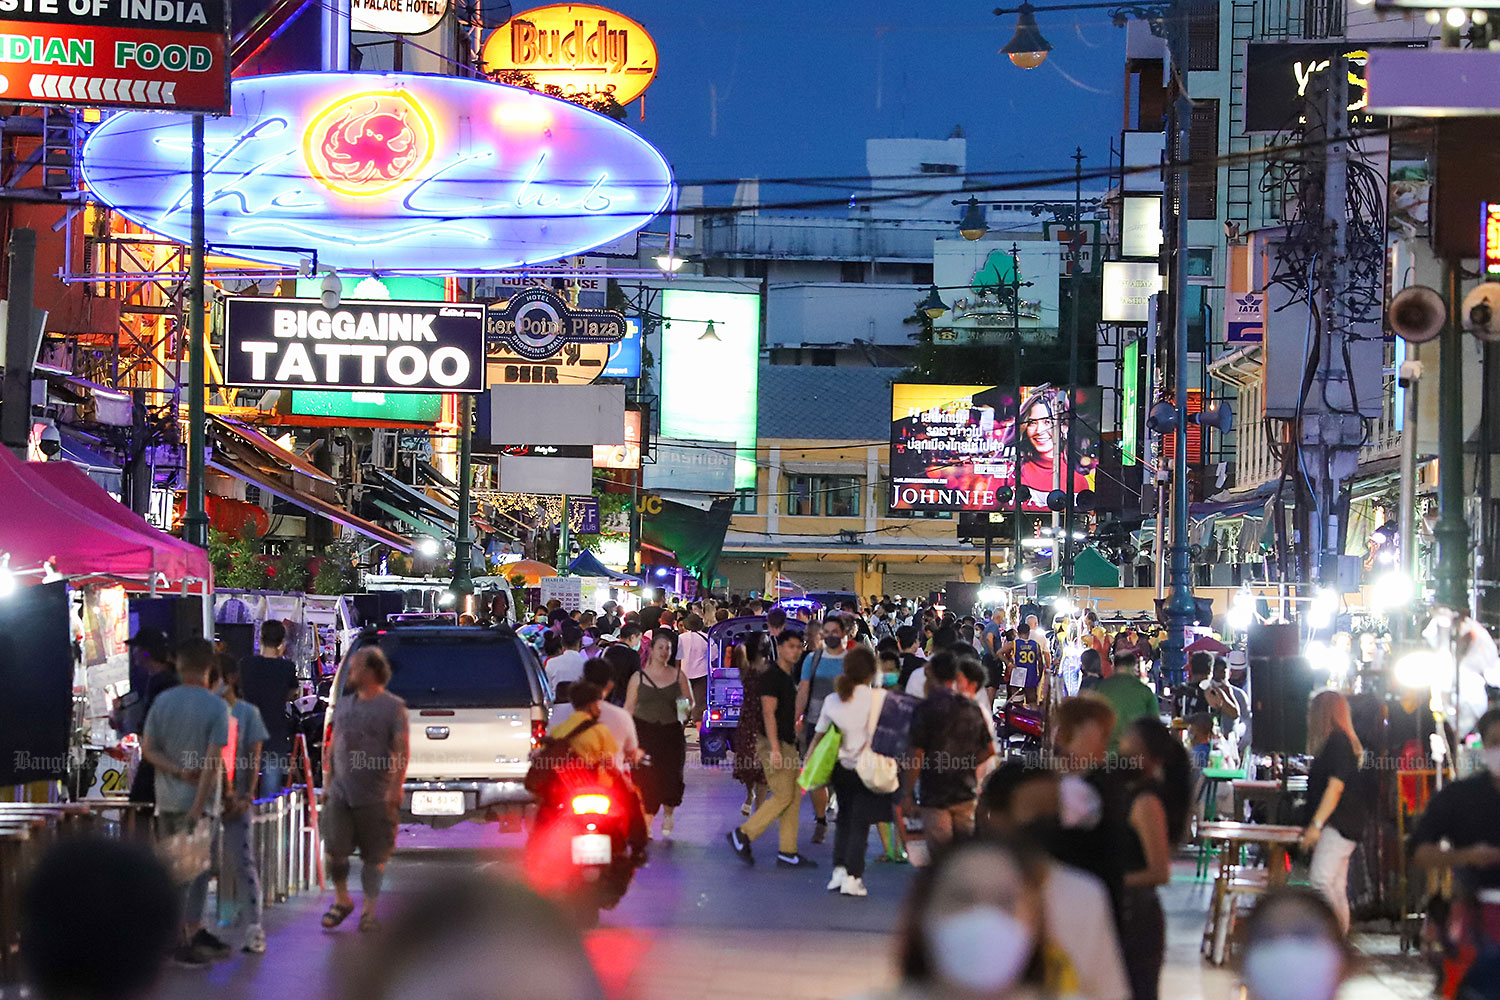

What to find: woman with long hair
left=809, top=645, right=883, bottom=897
left=1116, top=718, right=1192, bottom=1000
left=1012, top=388, right=1091, bottom=506
left=731, top=634, right=769, bottom=817
left=868, top=836, right=1050, bottom=1000
left=1301, top=689, right=1368, bottom=934
left=625, top=632, right=693, bottom=841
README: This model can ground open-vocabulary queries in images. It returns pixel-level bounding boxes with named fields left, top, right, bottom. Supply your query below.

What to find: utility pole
left=1435, top=261, right=1470, bottom=612
left=182, top=115, right=208, bottom=550
left=1397, top=359, right=1421, bottom=639
left=2, top=228, right=36, bottom=459
left=450, top=393, right=474, bottom=602
left=1062, top=146, right=1084, bottom=583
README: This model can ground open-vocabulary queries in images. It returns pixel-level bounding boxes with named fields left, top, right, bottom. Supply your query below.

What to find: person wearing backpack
left=795, top=613, right=849, bottom=845
left=809, top=646, right=888, bottom=897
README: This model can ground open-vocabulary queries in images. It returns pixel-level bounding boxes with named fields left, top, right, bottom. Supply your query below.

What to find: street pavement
left=145, top=760, right=1435, bottom=1000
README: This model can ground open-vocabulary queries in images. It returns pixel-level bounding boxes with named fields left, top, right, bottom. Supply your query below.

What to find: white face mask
left=924, top=905, right=1034, bottom=994
left=1243, top=938, right=1342, bottom=1000
left=1481, top=746, right=1500, bottom=776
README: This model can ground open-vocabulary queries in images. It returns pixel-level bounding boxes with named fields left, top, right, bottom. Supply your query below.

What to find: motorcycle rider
left=542, top=681, right=648, bottom=859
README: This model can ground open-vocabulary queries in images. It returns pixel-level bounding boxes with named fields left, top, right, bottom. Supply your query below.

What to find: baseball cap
left=125, top=627, right=170, bottom=659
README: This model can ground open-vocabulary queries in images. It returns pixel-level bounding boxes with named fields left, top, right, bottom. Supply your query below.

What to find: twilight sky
left=593, top=1, right=1129, bottom=205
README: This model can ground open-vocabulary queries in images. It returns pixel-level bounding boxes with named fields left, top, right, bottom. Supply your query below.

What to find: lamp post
left=449, top=393, right=475, bottom=606
left=994, top=0, right=1196, bottom=680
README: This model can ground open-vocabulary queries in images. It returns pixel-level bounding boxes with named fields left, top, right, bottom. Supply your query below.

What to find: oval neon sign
left=79, top=72, right=675, bottom=273
left=481, top=4, right=660, bottom=105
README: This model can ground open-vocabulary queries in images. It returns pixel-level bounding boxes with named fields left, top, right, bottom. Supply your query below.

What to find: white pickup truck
left=327, top=625, right=551, bottom=830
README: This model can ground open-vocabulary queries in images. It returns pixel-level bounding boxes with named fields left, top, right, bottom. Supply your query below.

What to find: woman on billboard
left=1012, top=387, right=1094, bottom=508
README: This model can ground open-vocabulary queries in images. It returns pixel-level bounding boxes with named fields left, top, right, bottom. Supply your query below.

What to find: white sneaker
left=662, top=815, right=675, bottom=840
left=840, top=874, right=868, bottom=897
left=242, top=925, right=266, bottom=955
left=826, top=866, right=848, bottom=891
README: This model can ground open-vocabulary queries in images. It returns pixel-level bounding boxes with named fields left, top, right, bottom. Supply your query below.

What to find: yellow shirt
left=550, top=710, right=620, bottom=769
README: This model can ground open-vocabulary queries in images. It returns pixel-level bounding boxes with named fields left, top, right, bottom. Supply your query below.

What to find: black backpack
left=524, top=719, right=599, bottom=795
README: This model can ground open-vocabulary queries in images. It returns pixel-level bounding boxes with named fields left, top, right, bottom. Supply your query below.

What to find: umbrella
left=1185, top=634, right=1230, bottom=656
left=498, top=559, right=559, bottom=583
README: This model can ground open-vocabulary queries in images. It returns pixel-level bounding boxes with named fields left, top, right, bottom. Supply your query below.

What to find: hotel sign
left=223, top=298, right=485, bottom=393
left=0, top=0, right=228, bottom=110
left=350, top=0, right=447, bottom=35
left=481, top=4, right=659, bottom=104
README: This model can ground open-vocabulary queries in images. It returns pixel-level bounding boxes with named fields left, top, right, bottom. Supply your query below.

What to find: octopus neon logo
left=304, top=91, right=434, bottom=197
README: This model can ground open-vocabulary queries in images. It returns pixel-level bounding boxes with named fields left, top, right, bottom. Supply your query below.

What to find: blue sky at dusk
left=592, top=1, right=1129, bottom=203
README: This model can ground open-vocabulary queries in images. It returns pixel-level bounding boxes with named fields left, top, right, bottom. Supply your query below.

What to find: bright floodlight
left=978, top=587, right=1006, bottom=604
left=1370, top=571, right=1413, bottom=614
left=654, top=253, right=687, bottom=273
left=1227, top=595, right=1254, bottom=631
left=1053, top=596, right=1075, bottom=616
left=1309, top=588, right=1338, bottom=629
left=1446, top=7, right=1468, bottom=28
left=417, top=536, right=441, bottom=557
left=1019, top=567, right=1035, bottom=583
left=1395, top=648, right=1447, bottom=689
left=0, top=553, right=13, bottom=597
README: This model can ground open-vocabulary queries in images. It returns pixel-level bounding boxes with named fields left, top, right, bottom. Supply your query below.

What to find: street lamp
left=653, top=252, right=688, bottom=273
left=920, top=284, right=950, bottom=319
left=958, top=197, right=988, bottom=241
left=1001, top=2, right=1053, bottom=68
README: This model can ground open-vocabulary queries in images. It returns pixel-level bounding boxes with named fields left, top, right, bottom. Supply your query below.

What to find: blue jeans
left=260, top=746, right=291, bottom=797
left=220, top=812, right=262, bottom=929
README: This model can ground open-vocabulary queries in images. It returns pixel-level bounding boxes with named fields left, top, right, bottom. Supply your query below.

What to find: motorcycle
left=525, top=774, right=641, bottom=926
left=995, top=691, right=1046, bottom=758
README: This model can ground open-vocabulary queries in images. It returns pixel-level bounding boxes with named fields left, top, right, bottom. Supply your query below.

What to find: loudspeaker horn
left=1146, top=401, right=1179, bottom=434
left=1388, top=285, right=1445, bottom=344
left=1046, top=489, right=1068, bottom=512
left=1462, top=282, right=1500, bottom=343
left=1190, top=402, right=1233, bottom=433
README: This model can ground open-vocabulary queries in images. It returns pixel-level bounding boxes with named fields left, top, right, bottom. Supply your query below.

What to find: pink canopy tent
left=0, top=447, right=210, bottom=590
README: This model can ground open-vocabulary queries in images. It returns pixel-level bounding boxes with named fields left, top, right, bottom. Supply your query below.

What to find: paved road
left=149, top=763, right=1432, bottom=1000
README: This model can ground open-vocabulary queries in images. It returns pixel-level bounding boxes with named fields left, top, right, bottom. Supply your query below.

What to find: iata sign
left=78, top=72, right=675, bottom=273
left=481, top=4, right=658, bottom=104
left=0, top=0, right=228, bottom=110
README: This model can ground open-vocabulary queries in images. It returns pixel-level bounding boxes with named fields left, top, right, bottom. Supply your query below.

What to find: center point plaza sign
left=0, top=0, right=228, bottom=109
left=223, top=298, right=485, bottom=394
left=484, top=286, right=625, bottom=361
left=79, top=72, right=675, bottom=273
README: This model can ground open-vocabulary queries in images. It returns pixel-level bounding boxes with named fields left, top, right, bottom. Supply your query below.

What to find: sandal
left=321, top=902, right=355, bottom=929
left=358, top=911, right=380, bottom=933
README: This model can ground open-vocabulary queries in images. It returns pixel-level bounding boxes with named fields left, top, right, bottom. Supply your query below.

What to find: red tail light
left=531, top=718, right=548, bottom=749
left=571, top=793, right=611, bottom=815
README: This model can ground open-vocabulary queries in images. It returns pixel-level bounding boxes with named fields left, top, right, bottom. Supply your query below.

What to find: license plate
left=410, top=791, right=465, bottom=816
left=571, top=833, right=612, bottom=866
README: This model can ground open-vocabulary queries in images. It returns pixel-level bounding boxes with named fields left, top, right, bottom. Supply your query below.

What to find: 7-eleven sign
left=1046, top=221, right=1098, bottom=276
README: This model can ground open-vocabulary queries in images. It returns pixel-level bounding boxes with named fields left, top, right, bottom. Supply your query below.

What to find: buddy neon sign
left=79, top=72, right=675, bottom=273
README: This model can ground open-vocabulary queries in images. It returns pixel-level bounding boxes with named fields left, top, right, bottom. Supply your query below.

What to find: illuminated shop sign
left=223, top=298, right=485, bottom=393
left=481, top=4, right=659, bottom=104
left=79, top=72, right=675, bottom=273
left=351, top=0, right=448, bottom=35
left=484, top=286, right=625, bottom=360
left=1485, top=203, right=1500, bottom=279
left=0, top=0, right=228, bottom=110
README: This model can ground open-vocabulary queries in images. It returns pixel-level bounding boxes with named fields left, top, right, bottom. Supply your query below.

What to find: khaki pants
left=920, top=800, right=976, bottom=847
left=739, top=737, right=803, bottom=854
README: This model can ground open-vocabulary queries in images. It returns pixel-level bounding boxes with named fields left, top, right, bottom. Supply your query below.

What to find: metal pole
left=183, top=115, right=209, bottom=550
left=1397, top=359, right=1421, bottom=639
left=1013, top=257, right=1024, bottom=577
left=450, top=393, right=474, bottom=599
left=558, top=494, right=571, bottom=575
left=1051, top=404, right=1063, bottom=572
left=1161, top=6, right=1197, bottom=683
left=1063, top=146, right=1084, bottom=583
left=2, top=227, right=36, bottom=459
left=1434, top=262, right=1469, bottom=612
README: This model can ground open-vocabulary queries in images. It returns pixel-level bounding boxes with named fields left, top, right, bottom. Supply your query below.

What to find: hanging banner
left=223, top=298, right=485, bottom=393
left=0, top=0, right=229, bottom=110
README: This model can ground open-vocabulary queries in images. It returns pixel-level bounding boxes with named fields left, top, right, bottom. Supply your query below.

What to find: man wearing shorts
left=322, top=647, right=408, bottom=932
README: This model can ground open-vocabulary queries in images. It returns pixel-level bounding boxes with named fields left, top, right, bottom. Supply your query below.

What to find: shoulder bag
left=854, top=688, right=900, bottom=794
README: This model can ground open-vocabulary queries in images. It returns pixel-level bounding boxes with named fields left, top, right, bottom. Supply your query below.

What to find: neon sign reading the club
left=79, top=72, right=675, bottom=273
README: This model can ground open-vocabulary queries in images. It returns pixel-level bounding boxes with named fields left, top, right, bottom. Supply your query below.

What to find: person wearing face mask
left=1048, top=697, right=1130, bottom=921
left=1238, top=888, right=1351, bottom=1000
left=1412, top=708, right=1500, bottom=998
left=601, top=624, right=644, bottom=707
left=978, top=762, right=1130, bottom=1000
left=854, top=836, right=1049, bottom=1000
left=796, top=613, right=850, bottom=843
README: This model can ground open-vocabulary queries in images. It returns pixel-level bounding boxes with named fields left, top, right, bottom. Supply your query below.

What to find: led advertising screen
left=659, top=289, right=760, bottom=490
left=889, top=384, right=1100, bottom=513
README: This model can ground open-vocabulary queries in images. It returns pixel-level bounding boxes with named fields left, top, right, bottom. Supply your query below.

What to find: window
left=912, top=262, right=934, bottom=285
left=841, top=261, right=867, bottom=283
left=1188, top=99, right=1220, bottom=219
left=732, top=488, right=758, bottom=514
left=920, top=162, right=960, bottom=174
left=784, top=474, right=864, bottom=517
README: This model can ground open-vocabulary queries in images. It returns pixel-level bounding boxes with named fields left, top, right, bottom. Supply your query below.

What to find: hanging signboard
left=488, top=344, right=610, bottom=385
left=1102, top=261, right=1162, bottom=324
left=603, top=317, right=642, bottom=378
left=540, top=575, right=584, bottom=611
left=1226, top=292, right=1264, bottom=345
left=351, top=0, right=448, bottom=35
left=930, top=240, right=1063, bottom=345
left=1484, top=202, right=1500, bottom=279
left=484, top=287, right=626, bottom=360
left=79, top=72, right=675, bottom=273
left=0, top=0, right=229, bottom=110
left=481, top=4, right=660, bottom=105
left=1043, top=221, right=1098, bottom=275
left=222, top=298, right=485, bottom=393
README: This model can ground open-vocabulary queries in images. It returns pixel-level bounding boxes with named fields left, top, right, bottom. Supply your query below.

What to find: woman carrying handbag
left=808, top=646, right=896, bottom=898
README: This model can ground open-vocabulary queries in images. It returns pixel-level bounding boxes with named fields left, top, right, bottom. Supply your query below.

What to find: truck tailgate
left=407, top=707, right=532, bottom=781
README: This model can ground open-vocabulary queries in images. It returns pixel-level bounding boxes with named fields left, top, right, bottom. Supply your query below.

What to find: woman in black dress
left=625, top=632, right=693, bottom=840
left=731, top=634, right=769, bottom=816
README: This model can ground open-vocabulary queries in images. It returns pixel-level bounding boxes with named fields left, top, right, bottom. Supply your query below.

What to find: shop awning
left=208, top=415, right=413, bottom=553
left=0, top=448, right=209, bottom=589
left=567, top=550, right=642, bottom=583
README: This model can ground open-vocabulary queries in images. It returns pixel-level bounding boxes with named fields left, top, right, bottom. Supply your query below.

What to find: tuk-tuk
left=698, top=615, right=806, bottom=764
